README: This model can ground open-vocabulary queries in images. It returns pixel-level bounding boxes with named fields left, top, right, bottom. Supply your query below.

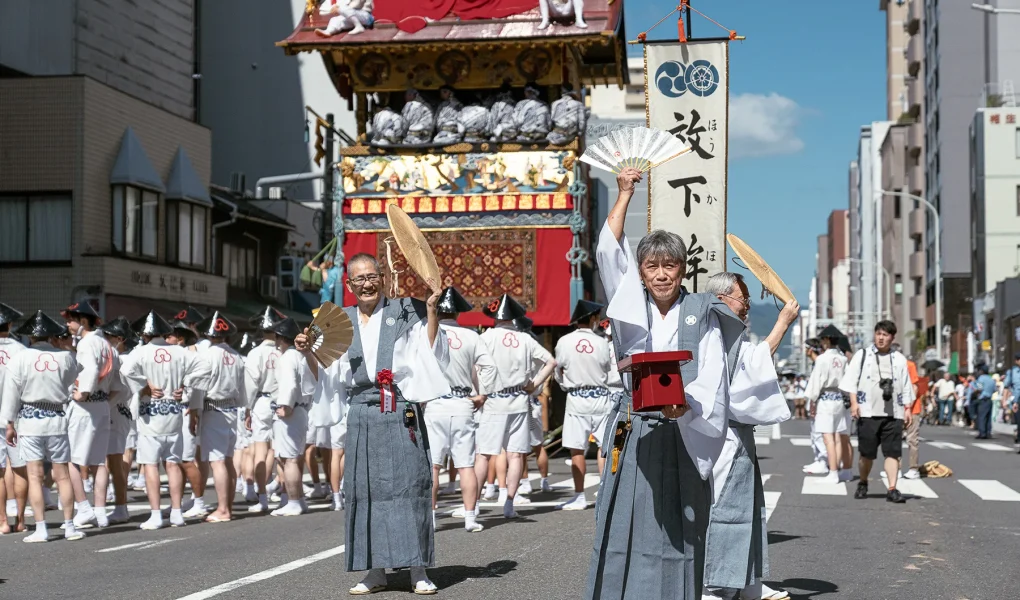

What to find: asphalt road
left=2, top=418, right=1018, bottom=600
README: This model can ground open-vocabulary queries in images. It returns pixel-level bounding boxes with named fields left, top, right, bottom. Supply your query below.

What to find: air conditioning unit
left=259, top=275, right=278, bottom=299
left=230, top=172, right=246, bottom=194
left=277, top=256, right=301, bottom=291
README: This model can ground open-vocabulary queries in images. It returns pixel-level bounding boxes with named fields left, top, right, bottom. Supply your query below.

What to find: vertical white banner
left=645, top=41, right=729, bottom=293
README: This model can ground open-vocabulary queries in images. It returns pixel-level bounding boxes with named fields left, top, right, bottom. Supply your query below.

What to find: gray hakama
left=702, top=423, right=768, bottom=592
left=343, top=298, right=435, bottom=571
left=586, top=292, right=744, bottom=600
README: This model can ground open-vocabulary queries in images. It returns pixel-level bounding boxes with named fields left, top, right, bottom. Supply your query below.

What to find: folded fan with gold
left=307, top=302, right=354, bottom=369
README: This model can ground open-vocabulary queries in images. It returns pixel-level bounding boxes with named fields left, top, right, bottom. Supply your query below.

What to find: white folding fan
left=579, top=126, right=693, bottom=174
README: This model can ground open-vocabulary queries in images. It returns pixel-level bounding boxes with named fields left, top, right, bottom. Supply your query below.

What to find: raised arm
left=764, top=301, right=801, bottom=357
left=607, top=167, right=642, bottom=242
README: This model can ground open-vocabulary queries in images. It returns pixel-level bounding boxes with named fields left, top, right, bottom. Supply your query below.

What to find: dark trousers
left=966, top=402, right=977, bottom=427
left=936, top=399, right=953, bottom=424
left=975, top=399, right=993, bottom=438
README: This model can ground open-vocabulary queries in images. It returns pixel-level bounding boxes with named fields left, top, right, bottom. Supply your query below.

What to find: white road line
left=771, top=422, right=782, bottom=440
left=96, top=538, right=188, bottom=553
left=959, top=480, right=1020, bottom=502
left=878, top=473, right=938, bottom=498
left=754, top=437, right=770, bottom=446
left=790, top=438, right=812, bottom=447
left=972, top=442, right=1011, bottom=452
left=176, top=545, right=347, bottom=600
left=928, top=441, right=966, bottom=450
left=764, top=491, right=781, bottom=523
left=760, top=474, right=772, bottom=486
left=801, top=476, right=846, bottom=496
left=549, top=474, right=601, bottom=490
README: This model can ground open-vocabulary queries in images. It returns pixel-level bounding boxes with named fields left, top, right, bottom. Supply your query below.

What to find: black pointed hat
left=101, top=316, right=135, bottom=340
left=271, top=317, right=301, bottom=340
left=15, top=311, right=68, bottom=339
left=437, top=287, right=473, bottom=315
left=594, top=317, right=611, bottom=337
left=236, top=332, right=259, bottom=355
left=513, top=316, right=533, bottom=332
left=483, top=293, right=527, bottom=321
left=169, top=320, right=197, bottom=345
left=197, top=311, right=237, bottom=339
left=171, top=306, right=205, bottom=325
left=817, top=324, right=845, bottom=341
left=0, top=302, right=23, bottom=327
left=250, top=305, right=287, bottom=332
left=132, top=311, right=173, bottom=338
left=570, top=299, right=604, bottom=325
left=62, top=300, right=102, bottom=323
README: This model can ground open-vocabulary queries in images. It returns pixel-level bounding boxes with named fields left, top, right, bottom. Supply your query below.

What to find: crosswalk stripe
left=972, top=442, right=1011, bottom=452
left=549, top=474, right=601, bottom=490
left=927, top=441, right=965, bottom=450
left=801, top=476, right=846, bottom=496
left=754, top=436, right=771, bottom=446
left=790, top=438, right=812, bottom=447
left=760, top=474, right=772, bottom=486
left=878, top=472, right=938, bottom=498
left=959, top=479, right=1020, bottom=501
left=764, top=491, right=781, bottom=523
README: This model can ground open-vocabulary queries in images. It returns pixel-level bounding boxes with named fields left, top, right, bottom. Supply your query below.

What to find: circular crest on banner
left=654, top=59, right=720, bottom=98
left=684, top=60, right=720, bottom=97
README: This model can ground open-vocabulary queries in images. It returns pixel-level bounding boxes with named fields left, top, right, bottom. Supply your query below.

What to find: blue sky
left=624, top=0, right=887, bottom=306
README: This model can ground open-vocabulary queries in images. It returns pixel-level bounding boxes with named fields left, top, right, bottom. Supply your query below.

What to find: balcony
left=909, top=207, right=926, bottom=237
left=909, top=251, right=926, bottom=279
left=910, top=294, right=926, bottom=319
left=905, top=0, right=920, bottom=36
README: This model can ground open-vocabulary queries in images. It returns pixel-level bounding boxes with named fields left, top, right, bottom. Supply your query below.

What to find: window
left=0, top=194, right=72, bottom=263
left=894, top=196, right=901, bottom=219
left=166, top=201, right=208, bottom=269
left=221, top=242, right=256, bottom=291
left=1015, top=127, right=1020, bottom=158
left=913, top=278, right=922, bottom=296
left=112, top=185, right=158, bottom=259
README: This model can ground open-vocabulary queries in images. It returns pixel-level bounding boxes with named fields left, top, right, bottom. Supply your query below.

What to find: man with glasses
left=296, top=253, right=449, bottom=595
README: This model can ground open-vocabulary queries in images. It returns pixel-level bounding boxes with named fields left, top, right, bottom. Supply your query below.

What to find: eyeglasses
left=722, top=294, right=751, bottom=308
left=348, top=274, right=381, bottom=286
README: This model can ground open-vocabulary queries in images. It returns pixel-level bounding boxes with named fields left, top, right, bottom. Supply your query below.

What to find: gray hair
left=705, top=272, right=744, bottom=296
left=636, top=230, right=687, bottom=266
left=347, top=253, right=380, bottom=273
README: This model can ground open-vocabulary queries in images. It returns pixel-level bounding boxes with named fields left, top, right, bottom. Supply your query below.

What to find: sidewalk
left=993, top=421, right=1017, bottom=438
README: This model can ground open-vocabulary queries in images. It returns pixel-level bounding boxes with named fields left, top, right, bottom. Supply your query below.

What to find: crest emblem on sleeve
left=685, top=315, right=697, bottom=326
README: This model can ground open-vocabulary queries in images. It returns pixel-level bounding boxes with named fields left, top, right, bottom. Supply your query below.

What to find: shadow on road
left=770, top=577, right=839, bottom=599
left=428, top=559, right=519, bottom=589
left=766, top=531, right=803, bottom=545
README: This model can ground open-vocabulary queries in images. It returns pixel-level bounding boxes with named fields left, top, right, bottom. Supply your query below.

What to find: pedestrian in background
left=899, top=344, right=922, bottom=481
left=973, top=365, right=996, bottom=440
left=933, top=372, right=957, bottom=425
left=1001, top=353, right=1020, bottom=446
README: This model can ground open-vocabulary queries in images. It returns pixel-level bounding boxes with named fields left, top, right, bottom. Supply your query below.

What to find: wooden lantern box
left=616, top=351, right=694, bottom=412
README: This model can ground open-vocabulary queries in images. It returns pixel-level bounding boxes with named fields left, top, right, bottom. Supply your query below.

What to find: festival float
left=278, top=0, right=628, bottom=326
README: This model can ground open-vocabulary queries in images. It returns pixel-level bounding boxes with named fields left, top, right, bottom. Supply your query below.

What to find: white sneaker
left=904, top=468, right=921, bottom=480
left=821, top=471, right=840, bottom=485
left=518, top=479, right=533, bottom=495
left=558, top=494, right=588, bottom=511
left=838, top=469, right=854, bottom=482
left=803, top=461, right=828, bottom=475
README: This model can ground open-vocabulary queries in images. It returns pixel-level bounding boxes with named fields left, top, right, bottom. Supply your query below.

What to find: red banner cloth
left=374, top=0, right=539, bottom=32
left=342, top=228, right=572, bottom=326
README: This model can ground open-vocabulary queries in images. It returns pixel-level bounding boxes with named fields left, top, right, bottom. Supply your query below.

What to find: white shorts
left=108, top=405, right=134, bottom=455
left=329, top=419, right=347, bottom=450
left=137, top=433, right=184, bottom=465
left=477, top=412, right=531, bottom=455
left=424, top=412, right=476, bottom=468
left=272, top=406, right=309, bottom=460
left=181, top=413, right=198, bottom=462
left=201, top=409, right=238, bottom=462
left=307, top=425, right=329, bottom=448
left=235, top=409, right=251, bottom=451
left=18, top=435, right=71, bottom=464
left=529, top=401, right=543, bottom=448
left=67, top=401, right=112, bottom=466
left=126, top=422, right=138, bottom=451
left=814, top=401, right=850, bottom=434
left=562, top=412, right=612, bottom=451
left=250, top=397, right=274, bottom=443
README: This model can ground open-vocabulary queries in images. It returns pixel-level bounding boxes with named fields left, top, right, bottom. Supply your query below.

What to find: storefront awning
left=110, top=127, right=165, bottom=193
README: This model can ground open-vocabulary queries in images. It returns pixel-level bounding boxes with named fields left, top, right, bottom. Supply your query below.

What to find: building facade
left=970, top=107, right=1020, bottom=297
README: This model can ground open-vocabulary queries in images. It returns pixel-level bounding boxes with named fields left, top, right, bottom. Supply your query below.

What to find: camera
left=879, top=378, right=894, bottom=402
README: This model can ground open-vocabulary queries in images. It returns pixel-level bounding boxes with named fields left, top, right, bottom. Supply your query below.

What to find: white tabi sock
left=497, top=488, right=508, bottom=504
left=63, top=521, right=77, bottom=533
left=95, top=509, right=109, bottom=528
left=243, top=482, right=253, bottom=496
left=193, top=496, right=206, bottom=510
left=332, top=492, right=342, bottom=505
left=74, top=500, right=93, bottom=514
left=37, top=521, right=49, bottom=534
left=169, top=508, right=185, bottom=525
left=463, top=509, right=482, bottom=531
left=6, top=499, right=16, bottom=515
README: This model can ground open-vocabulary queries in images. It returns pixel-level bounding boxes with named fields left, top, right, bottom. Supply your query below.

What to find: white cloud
left=729, top=93, right=805, bottom=158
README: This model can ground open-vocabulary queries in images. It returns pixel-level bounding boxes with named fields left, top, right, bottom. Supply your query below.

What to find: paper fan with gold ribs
left=726, top=234, right=795, bottom=305
left=579, top=126, right=693, bottom=174
left=307, top=302, right=354, bottom=369
left=386, top=203, right=442, bottom=293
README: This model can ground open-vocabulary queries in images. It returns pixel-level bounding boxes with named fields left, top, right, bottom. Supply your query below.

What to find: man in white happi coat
left=804, top=325, right=853, bottom=485
left=269, top=317, right=319, bottom=517
left=95, top=317, right=137, bottom=526
left=167, top=316, right=211, bottom=517
left=548, top=84, right=588, bottom=146
left=0, top=301, right=28, bottom=535
left=477, top=293, right=556, bottom=519
left=121, top=311, right=209, bottom=530
left=315, top=0, right=375, bottom=37
left=402, top=88, right=435, bottom=145
left=513, top=83, right=551, bottom=142
left=555, top=300, right=612, bottom=511
left=294, top=253, right=450, bottom=595
left=514, top=316, right=551, bottom=495
left=244, top=306, right=287, bottom=513
left=703, top=271, right=798, bottom=600
left=62, top=301, right=117, bottom=530
left=1, top=311, right=87, bottom=543
left=194, top=312, right=246, bottom=522
left=433, top=86, right=465, bottom=144
left=424, top=287, right=500, bottom=533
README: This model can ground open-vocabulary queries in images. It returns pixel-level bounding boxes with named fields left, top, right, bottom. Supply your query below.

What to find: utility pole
left=321, top=112, right=335, bottom=252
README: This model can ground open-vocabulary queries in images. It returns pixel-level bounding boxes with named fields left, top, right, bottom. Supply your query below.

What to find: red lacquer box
left=616, top=351, right=694, bottom=411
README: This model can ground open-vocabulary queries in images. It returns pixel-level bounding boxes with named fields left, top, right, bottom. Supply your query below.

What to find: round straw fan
left=386, top=203, right=442, bottom=292
left=307, top=301, right=354, bottom=369
left=726, top=234, right=795, bottom=305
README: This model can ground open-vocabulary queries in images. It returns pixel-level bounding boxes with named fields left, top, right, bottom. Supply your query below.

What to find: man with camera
left=839, top=321, right=915, bottom=503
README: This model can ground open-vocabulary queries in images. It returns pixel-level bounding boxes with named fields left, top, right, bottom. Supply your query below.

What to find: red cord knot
left=729, top=30, right=738, bottom=40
